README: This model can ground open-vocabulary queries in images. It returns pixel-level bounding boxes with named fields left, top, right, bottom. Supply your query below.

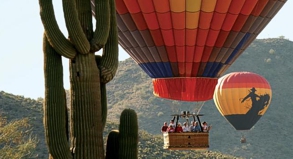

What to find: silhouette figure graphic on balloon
left=240, top=87, right=271, bottom=116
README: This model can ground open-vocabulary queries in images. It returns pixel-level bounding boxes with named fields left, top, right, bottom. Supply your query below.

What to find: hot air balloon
left=213, top=72, right=272, bottom=131
left=109, top=0, right=286, bottom=102
left=90, top=0, right=286, bottom=149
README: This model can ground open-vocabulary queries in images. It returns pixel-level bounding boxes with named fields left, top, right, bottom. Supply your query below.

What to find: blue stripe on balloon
left=139, top=64, right=155, bottom=78
left=147, top=63, right=162, bottom=77
left=226, top=33, right=251, bottom=64
left=202, top=62, right=224, bottom=77
left=157, top=62, right=172, bottom=77
left=202, top=62, right=214, bottom=77
left=153, top=63, right=167, bottom=77
left=208, top=62, right=224, bottom=77
left=139, top=62, right=173, bottom=78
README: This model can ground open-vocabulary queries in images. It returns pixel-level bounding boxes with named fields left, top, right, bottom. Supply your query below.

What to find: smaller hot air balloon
left=213, top=72, right=272, bottom=131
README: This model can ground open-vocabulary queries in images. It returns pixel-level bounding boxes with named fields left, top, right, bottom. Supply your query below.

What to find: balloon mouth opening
left=152, top=77, right=218, bottom=102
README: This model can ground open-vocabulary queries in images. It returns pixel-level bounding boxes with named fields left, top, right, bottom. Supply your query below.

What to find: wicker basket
left=163, top=132, right=209, bottom=150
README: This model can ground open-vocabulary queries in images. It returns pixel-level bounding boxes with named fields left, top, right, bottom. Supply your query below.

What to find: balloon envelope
left=213, top=72, right=272, bottom=130
left=92, top=0, right=286, bottom=101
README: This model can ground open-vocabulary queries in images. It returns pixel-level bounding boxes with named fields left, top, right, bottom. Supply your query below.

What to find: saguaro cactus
left=105, top=109, right=138, bottom=159
left=39, top=0, right=121, bottom=158
left=119, top=109, right=139, bottom=159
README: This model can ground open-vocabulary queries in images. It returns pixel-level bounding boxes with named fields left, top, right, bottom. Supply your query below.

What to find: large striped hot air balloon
left=213, top=72, right=272, bottom=130
left=92, top=0, right=286, bottom=101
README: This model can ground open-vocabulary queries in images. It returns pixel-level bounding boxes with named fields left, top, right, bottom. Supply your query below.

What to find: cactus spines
left=119, top=109, right=138, bottom=159
left=105, top=130, right=119, bottom=159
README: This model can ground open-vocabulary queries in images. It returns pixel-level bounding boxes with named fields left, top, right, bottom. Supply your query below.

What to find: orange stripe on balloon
left=215, top=0, right=231, bottom=13
left=170, top=0, right=185, bottom=12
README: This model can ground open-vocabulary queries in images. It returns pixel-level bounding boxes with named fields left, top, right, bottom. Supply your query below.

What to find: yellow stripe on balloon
left=186, top=0, right=201, bottom=12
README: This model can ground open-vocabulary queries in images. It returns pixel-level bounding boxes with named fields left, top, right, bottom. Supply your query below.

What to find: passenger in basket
left=191, top=121, right=201, bottom=132
left=169, top=120, right=176, bottom=127
left=161, top=122, right=168, bottom=133
left=167, top=125, right=175, bottom=133
left=182, top=122, right=190, bottom=132
left=189, top=121, right=194, bottom=131
left=202, top=121, right=211, bottom=132
left=175, top=123, right=183, bottom=133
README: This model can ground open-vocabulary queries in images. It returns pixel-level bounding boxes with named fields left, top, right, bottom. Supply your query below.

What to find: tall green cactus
left=119, top=109, right=139, bottom=159
left=105, top=109, right=138, bottom=159
left=39, top=0, right=122, bottom=158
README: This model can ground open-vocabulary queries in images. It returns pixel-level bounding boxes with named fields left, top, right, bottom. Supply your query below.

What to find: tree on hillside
left=38, top=0, right=138, bottom=158
left=0, top=116, right=37, bottom=158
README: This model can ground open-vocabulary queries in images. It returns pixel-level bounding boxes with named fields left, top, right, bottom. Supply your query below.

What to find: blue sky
left=0, top=0, right=292, bottom=99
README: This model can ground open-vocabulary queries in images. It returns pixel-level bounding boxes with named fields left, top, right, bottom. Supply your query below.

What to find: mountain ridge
left=1, top=38, right=293, bottom=159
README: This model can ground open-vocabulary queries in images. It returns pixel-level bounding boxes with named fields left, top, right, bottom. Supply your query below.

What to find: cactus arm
left=75, top=0, right=94, bottom=41
left=39, top=0, right=76, bottom=59
left=62, top=0, right=90, bottom=54
left=43, top=33, right=72, bottom=159
left=90, top=0, right=111, bottom=52
left=95, top=55, right=108, bottom=129
left=119, top=109, right=138, bottom=159
left=105, top=130, right=119, bottom=159
left=99, top=0, right=119, bottom=84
